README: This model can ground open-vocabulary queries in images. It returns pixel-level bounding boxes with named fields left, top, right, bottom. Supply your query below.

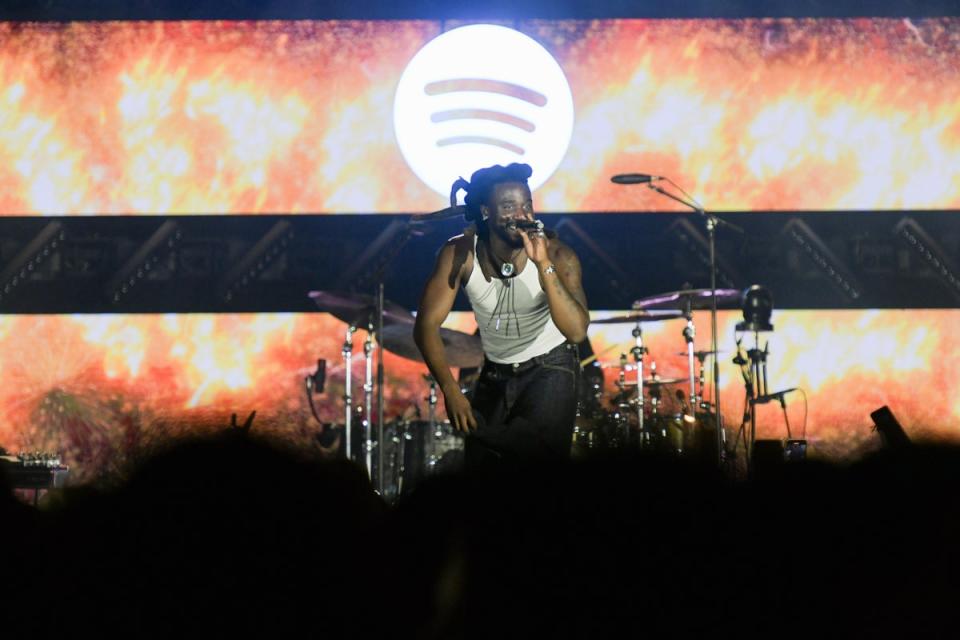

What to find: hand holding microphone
left=511, top=219, right=550, bottom=266
left=507, top=219, right=545, bottom=232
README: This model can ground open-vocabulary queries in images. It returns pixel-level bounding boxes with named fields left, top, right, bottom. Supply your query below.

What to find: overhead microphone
left=611, top=173, right=663, bottom=185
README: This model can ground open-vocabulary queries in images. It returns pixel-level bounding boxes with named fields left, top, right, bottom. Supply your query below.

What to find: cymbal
left=595, top=361, right=636, bottom=370
left=308, top=290, right=414, bottom=326
left=380, top=323, right=484, bottom=369
left=633, top=288, right=741, bottom=311
left=590, top=310, right=684, bottom=324
left=410, top=204, right=466, bottom=223
left=622, top=377, right=687, bottom=387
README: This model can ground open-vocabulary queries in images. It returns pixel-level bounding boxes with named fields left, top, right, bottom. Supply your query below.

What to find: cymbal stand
left=427, top=376, right=441, bottom=470
left=645, top=180, right=743, bottom=465
left=614, top=353, right=630, bottom=447
left=341, top=324, right=357, bottom=461
left=630, top=322, right=646, bottom=448
left=696, top=352, right=710, bottom=411
left=648, top=362, right=664, bottom=441
left=376, top=284, right=385, bottom=495
left=362, top=324, right=375, bottom=481
left=681, top=298, right=697, bottom=414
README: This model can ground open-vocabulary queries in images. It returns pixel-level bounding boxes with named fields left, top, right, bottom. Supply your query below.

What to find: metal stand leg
left=630, top=322, right=645, bottom=448
left=362, top=328, right=375, bottom=481
left=427, top=376, right=440, bottom=470
left=342, top=325, right=357, bottom=461
left=682, top=310, right=697, bottom=411
left=706, top=217, right=727, bottom=465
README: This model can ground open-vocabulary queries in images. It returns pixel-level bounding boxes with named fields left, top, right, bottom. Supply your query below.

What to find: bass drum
left=643, top=411, right=722, bottom=461
left=382, top=420, right=464, bottom=500
left=686, top=411, right=722, bottom=462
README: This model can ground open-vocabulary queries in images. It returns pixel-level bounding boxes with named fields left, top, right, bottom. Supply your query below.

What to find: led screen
left=0, top=309, right=955, bottom=483
left=0, top=18, right=957, bottom=215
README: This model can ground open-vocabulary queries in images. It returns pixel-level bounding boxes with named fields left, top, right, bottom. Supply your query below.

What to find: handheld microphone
left=611, top=173, right=663, bottom=185
left=507, top=220, right=545, bottom=232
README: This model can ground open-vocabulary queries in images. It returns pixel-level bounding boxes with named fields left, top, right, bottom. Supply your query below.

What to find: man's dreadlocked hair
left=449, top=163, right=533, bottom=237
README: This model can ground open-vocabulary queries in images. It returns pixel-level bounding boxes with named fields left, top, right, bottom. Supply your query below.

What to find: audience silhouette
left=2, top=432, right=958, bottom=638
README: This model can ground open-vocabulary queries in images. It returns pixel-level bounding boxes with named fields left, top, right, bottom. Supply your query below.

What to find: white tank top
left=463, top=234, right=568, bottom=364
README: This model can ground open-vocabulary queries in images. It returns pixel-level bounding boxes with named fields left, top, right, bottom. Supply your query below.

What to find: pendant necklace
left=488, top=241, right=521, bottom=279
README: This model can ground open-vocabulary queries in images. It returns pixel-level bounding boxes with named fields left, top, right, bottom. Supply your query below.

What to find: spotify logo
left=393, top=24, right=574, bottom=197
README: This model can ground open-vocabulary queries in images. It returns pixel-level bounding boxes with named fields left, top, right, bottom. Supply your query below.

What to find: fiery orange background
left=0, top=18, right=957, bottom=215
left=0, top=309, right=956, bottom=482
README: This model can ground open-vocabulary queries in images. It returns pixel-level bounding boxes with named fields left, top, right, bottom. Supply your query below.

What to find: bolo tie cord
left=486, top=276, right=521, bottom=337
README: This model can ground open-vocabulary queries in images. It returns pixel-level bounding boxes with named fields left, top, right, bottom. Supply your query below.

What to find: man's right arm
left=413, top=237, right=478, bottom=432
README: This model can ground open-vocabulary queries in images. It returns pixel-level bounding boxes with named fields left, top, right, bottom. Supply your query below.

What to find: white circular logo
left=393, top=24, right=574, bottom=198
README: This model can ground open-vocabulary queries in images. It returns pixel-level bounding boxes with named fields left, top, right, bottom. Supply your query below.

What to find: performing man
left=413, top=163, right=590, bottom=464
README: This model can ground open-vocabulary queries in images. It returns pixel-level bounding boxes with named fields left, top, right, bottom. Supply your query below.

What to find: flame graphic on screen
left=0, top=19, right=957, bottom=214
left=0, top=309, right=956, bottom=483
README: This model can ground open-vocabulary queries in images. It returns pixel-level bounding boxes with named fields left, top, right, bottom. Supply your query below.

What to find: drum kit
left=574, top=288, right=741, bottom=459
left=306, top=289, right=482, bottom=500
left=307, top=284, right=748, bottom=497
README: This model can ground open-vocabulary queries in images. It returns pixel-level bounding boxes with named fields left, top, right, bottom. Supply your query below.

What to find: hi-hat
left=380, top=323, right=484, bottom=369
left=590, top=310, right=685, bottom=324
left=633, top=288, right=741, bottom=311
left=308, top=290, right=414, bottom=326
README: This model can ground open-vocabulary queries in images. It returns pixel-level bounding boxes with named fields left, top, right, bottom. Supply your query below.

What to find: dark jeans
left=466, top=342, right=579, bottom=466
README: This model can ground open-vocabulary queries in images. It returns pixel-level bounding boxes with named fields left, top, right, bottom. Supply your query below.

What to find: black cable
left=304, top=377, right=325, bottom=427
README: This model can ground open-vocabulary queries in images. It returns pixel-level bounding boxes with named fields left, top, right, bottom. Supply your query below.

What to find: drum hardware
left=382, top=419, right=464, bottom=499
left=621, top=376, right=687, bottom=387
left=630, top=321, right=647, bottom=447
left=424, top=374, right=445, bottom=473
left=341, top=324, right=357, bottom=461
left=1, top=452, right=70, bottom=505
left=589, top=310, right=685, bottom=325
left=647, top=363, right=663, bottom=438
left=633, top=286, right=741, bottom=461
left=620, top=169, right=745, bottom=466
left=673, top=349, right=721, bottom=409
left=633, top=288, right=741, bottom=312
left=308, top=290, right=414, bottom=327
left=362, top=325, right=376, bottom=480
left=680, top=297, right=698, bottom=417
left=613, top=352, right=632, bottom=445
left=311, top=289, right=415, bottom=487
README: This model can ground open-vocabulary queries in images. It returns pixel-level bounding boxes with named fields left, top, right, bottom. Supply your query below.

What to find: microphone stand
left=645, top=182, right=743, bottom=466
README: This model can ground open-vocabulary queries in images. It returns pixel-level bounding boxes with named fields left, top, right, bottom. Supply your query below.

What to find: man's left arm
left=522, top=231, right=589, bottom=343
